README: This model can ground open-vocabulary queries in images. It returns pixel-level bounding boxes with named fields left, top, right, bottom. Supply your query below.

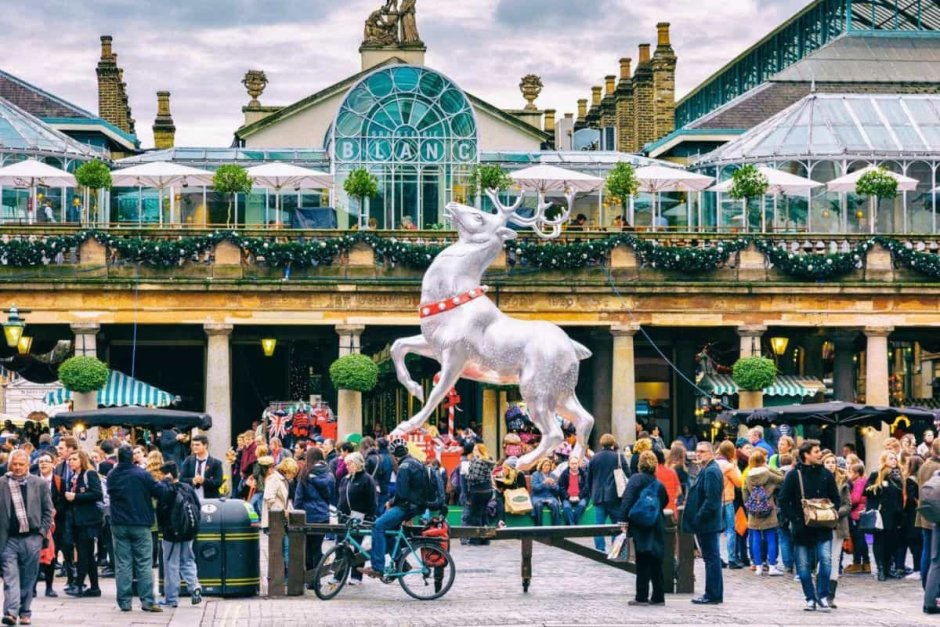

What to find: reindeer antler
left=485, top=188, right=577, bottom=240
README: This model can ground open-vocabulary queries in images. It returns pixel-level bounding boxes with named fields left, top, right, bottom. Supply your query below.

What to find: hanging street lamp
left=2, top=306, right=29, bottom=348
left=261, top=338, right=277, bottom=357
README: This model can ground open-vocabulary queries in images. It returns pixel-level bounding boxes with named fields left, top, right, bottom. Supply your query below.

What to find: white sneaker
left=754, top=566, right=763, bottom=576
left=793, top=574, right=801, bottom=582
left=905, top=571, right=921, bottom=581
left=817, top=598, right=832, bottom=612
left=767, top=565, right=783, bottom=576
left=347, top=578, right=360, bottom=586
left=804, top=600, right=816, bottom=612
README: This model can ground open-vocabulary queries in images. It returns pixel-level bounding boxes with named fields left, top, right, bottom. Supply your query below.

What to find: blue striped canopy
left=44, top=370, right=178, bottom=408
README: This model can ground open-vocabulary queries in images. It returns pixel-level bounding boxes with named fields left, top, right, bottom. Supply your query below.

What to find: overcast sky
left=2, top=0, right=809, bottom=148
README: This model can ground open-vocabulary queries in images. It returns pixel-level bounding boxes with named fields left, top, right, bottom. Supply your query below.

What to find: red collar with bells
left=419, top=285, right=489, bottom=319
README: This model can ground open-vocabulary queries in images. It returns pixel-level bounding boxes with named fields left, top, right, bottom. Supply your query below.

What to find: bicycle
left=312, top=514, right=456, bottom=601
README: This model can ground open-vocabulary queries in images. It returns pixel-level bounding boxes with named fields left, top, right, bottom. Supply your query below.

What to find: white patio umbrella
left=633, top=165, right=713, bottom=230
left=709, top=166, right=822, bottom=232
left=827, top=166, right=918, bottom=234
left=506, top=165, right=603, bottom=232
left=245, top=163, right=333, bottom=228
left=0, top=159, right=76, bottom=224
left=111, top=161, right=214, bottom=226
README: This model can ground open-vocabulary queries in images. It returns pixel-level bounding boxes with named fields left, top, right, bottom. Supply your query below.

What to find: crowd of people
left=0, top=415, right=936, bottom=620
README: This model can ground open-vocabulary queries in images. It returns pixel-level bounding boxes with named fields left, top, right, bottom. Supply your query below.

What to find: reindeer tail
left=571, top=340, right=592, bottom=360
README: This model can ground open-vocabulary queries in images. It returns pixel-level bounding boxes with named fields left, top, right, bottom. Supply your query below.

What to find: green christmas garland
left=876, top=236, right=940, bottom=278
left=755, top=239, right=872, bottom=280
left=632, top=237, right=748, bottom=273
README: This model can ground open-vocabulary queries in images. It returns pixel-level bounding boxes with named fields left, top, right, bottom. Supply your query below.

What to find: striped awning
left=43, top=370, right=179, bottom=408
left=699, top=374, right=825, bottom=398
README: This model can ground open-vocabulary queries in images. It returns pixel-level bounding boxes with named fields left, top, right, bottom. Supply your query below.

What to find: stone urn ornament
left=242, top=70, right=268, bottom=107
left=519, top=74, right=544, bottom=111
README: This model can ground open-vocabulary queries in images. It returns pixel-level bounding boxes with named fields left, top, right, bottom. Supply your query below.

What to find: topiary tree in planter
left=729, top=164, right=769, bottom=233
left=343, top=168, right=379, bottom=229
left=330, top=353, right=379, bottom=441
left=58, top=355, right=110, bottom=393
left=466, top=164, right=512, bottom=205
left=855, top=167, right=898, bottom=235
left=605, top=162, right=639, bottom=226
left=732, top=356, right=776, bottom=410
left=212, top=164, right=252, bottom=226
left=74, top=160, right=112, bottom=225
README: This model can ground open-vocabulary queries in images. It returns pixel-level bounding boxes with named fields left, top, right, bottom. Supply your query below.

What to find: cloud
left=0, top=0, right=813, bottom=148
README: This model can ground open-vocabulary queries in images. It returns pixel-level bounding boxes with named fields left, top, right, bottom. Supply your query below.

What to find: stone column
left=611, top=324, right=639, bottom=448
left=335, top=324, right=366, bottom=440
left=801, top=333, right=825, bottom=380
left=737, top=324, right=766, bottom=359
left=590, top=329, right=614, bottom=441
left=864, top=326, right=894, bottom=473
left=70, top=322, right=100, bottom=358
left=830, top=330, right=858, bottom=402
left=204, top=323, right=233, bottom=481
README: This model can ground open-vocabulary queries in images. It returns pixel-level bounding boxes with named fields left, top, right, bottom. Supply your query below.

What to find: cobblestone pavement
left=21, top=539, right=935, bottom=626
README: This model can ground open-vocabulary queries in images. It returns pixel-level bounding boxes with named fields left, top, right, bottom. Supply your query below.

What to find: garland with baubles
left=876, top=236, right=940, bottom=278
left=754, top=239, right=872, bottom=280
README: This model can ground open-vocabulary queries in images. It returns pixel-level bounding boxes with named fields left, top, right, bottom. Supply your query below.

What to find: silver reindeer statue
left=390, top=189, right=594, bottom=469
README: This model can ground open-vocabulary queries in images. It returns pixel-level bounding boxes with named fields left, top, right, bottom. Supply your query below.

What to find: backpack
left=167, top=483, right=201, bottom=542
left=918, top=469, right=940, bottom=525
left=628, top=480, right=662, bottom=528
left=467, top=458, right=493, bottom=487
left=401, top=458, right=432, bottom=510
left=425, top=466, right=445, bottom=512
left=744, top=484, right=774, bottom=518
left=420, top=518, right=450, bottom=567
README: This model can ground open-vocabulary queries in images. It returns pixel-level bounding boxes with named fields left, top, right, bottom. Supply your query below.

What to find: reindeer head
left=444, top=201, right=517, bottom=247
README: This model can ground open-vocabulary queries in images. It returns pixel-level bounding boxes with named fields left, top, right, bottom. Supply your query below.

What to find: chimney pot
left=657, top=22, right=671, bottom=47
left=156, top=91, right=171, bottom=116
left=591, top=86, right=602, bottom=106
left=638, top=44, right=651, bottom=64
left=576, top=99, right=587, bottom=119
left=605, top=75, right=616, bottom=96
left=100, top=35, right=113, bottom=60
left=619, top=57, right=632, bottom=80
left=543, top=109, right=556, bottom=132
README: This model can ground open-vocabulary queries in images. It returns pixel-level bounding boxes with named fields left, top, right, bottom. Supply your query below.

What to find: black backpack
left=425, top=466, right=446, bottom=512
left=167, top=483, right=201, bottom=542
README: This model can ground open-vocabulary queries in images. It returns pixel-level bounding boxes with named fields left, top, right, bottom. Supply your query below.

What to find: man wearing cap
left=358, top=438, right=426, bottom=578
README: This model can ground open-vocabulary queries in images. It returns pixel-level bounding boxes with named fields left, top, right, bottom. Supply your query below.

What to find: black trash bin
left=159, top=497, right=260, bottom=598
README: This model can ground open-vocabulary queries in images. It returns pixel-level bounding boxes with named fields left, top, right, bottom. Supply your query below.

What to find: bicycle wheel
left=396, top=540, right=456, bottom=601
left=312, top=544, right=352, bottom=600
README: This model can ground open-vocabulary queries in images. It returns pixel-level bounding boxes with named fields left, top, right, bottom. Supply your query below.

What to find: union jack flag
left=267, top=411, right=291, bottom=440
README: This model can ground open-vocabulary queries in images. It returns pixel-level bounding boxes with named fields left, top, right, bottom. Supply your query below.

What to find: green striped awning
left=699, top=374, right=825, bottom=398
left=43, top=370, right=179, bottom=408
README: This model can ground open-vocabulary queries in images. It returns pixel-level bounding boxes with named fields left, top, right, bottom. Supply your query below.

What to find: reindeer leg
left=390, top=335, right=435, bottom=402
left=556, top=394, right=595, bottom=461
left=516, top=398, right=564, bottom=471
left=391, top=345, right=467, bottom=436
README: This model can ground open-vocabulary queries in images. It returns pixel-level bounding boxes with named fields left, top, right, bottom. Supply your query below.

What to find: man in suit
left=683, top=441, right=725, bottom=605
left=180, top=435, right=224, bottom=500
left=0, top=449, right=54, bottom=624
left=53, top=435, right=79, bottom=588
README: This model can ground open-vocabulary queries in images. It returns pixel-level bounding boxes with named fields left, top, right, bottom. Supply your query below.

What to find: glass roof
left=695, top=93, right=940, bottom=166
left=0, top=97, right=104, bottom=160
left=483, top=151, right=673, bottom=168
left=116, top=147, right=329, bottom=167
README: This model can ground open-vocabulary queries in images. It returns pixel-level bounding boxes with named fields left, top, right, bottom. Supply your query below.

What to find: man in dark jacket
left=777, top=439, right=840, bottom=612
left=360, top=438, right=425, bottom=578
left=683, top=441, right=724, bottom=605
left=365, top=438, right=394, bottom=511
left=180, top=435, right=224, bottom=500
left=587, top=433, right=628, bottom=550
left=107, top=446, right=166, bottom=613
left=154, top=462, right=202, bottom=608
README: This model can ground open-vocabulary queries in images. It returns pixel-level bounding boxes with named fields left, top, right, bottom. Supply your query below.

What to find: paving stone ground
left=20, top=539, right=935, bottom=626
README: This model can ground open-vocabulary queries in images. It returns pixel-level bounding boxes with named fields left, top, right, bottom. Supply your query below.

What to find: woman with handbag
left=64, top=450, right=104, bottom=598
left=716, top=440, right=743, bottom=568
left=864, top=450, right=905, bottom=581
left=822, top=453, right=851, bottom=607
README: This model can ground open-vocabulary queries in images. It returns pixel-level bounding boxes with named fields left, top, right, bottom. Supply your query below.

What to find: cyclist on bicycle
left=358, top=438, right=427, bottom=578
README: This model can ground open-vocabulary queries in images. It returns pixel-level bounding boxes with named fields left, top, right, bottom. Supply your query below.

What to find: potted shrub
left=729, top=165, right=769, bottom=233
left=58, top=355, right=109, bottom=412
left=74, top=160, right=112, bottom=224
left=343, top=168, right=379, bottom=229
left=855, top=167, right=898, bottom=235
left=605, top=162, right=639, bottom=227
left=212, top=164, right=252, bottom=226
left=329, top=354, right=379, bottom=439
left=732, top=356, right=776, bottom=410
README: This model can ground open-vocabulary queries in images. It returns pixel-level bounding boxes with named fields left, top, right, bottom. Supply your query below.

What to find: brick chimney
left=152, top=91, right=176, bottom=149
left=96, top=36, right=135, bottom=136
